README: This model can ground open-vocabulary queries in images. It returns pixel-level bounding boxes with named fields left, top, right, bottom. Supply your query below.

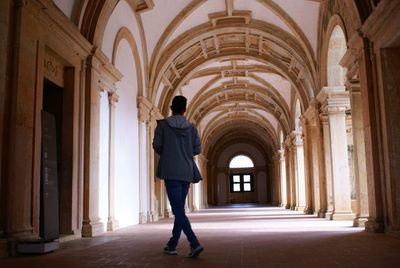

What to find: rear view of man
left=152, top=95, right=204, bottom=258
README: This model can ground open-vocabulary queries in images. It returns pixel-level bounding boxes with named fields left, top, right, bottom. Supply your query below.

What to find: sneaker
left=164, top=245, right=177, bottom=255
left=188, top=245, right=204, bottom=258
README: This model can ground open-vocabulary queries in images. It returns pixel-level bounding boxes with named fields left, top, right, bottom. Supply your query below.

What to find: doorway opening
left=41, top=76, right=74, bottom=239
left=228, top=155, right=256, bottom=204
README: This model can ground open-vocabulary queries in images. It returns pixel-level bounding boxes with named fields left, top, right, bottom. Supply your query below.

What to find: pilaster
left=278, top=149, right=287, bottom=208
left=198, top=154, right=208, bottom=209
left=147, top=107, right=163, bottom=222
left=341, top=30, right=384, bottom=231
left=138, top=96, right=152, bottom=223
left=303, top=100, right=327, bottom=217
left=107, top=92, right=119, bottom=231
left=293, top=131, right=307, bottom=212
left=82, top=49, right=122, bottom=236
left=285, top=133, right=296, bottom=210
left=346, top=79, right=369, bottom=227
left=82, top=52, right=104, bottom=237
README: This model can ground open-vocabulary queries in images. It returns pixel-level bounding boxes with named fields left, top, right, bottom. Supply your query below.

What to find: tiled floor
left=1, top=205, right=400, bottom=267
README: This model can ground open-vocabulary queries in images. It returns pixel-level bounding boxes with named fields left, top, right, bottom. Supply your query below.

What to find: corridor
left=1, top=206, right=400, bottom=268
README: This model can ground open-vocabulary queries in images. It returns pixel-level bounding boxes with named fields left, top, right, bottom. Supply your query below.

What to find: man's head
left=171, top=95, right=187, bottom=115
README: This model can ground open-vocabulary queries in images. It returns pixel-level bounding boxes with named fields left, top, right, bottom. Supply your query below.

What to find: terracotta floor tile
left=1, top=206, right=400, bottom=268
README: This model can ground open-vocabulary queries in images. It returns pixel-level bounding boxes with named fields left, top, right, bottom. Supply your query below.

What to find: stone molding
left=93, top=49, right=123, bottom=93
left=316, top=87, right=350, bottom=115
left=339, top=30, right=364, bottom=80
left=25, top=0, right=92, bottom=56
left=361, top=0, right=400, bottom=48
left=108, top=92, right=119, bottom=106
left=137, top=96, right=153, bottom=122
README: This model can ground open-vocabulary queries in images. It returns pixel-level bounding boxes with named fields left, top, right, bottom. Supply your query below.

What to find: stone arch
left=320, top=14, right=348, bottom=88
left=110, top=33, right=141, bottom=228
left=112, top=27, right=144, bottom=96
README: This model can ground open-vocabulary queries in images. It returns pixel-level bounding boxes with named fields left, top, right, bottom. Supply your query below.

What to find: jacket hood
left=166, top=115, right=192, bottom=136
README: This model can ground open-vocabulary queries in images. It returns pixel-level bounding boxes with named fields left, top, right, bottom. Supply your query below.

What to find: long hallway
left=1, top=206, right=399, bottom=268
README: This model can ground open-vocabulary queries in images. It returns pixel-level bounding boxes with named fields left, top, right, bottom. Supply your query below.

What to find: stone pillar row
left=278, top=87, right=356, bottom=221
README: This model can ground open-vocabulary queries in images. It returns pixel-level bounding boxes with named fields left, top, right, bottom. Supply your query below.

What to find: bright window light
left=229, top=155, right=254, bottom=168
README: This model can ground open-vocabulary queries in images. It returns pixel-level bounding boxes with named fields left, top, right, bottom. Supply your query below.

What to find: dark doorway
left=42, top=76, right=74, bottom=237
left=41, top=79, right=63, bottom=240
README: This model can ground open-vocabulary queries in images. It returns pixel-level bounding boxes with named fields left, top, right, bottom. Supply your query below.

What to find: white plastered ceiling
left=139, top=0, right=320, bottom=150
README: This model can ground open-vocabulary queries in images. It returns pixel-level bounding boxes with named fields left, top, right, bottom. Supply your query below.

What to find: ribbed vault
left=146, top=1, right=319, bottom=202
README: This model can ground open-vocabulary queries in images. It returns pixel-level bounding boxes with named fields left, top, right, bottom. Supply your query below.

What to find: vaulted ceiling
left=55, top=0, right=324, bottom=160
left=142, top=0, right=320, bottom=157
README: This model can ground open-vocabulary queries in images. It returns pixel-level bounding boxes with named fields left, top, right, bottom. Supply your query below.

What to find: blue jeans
left=164, top=180, right=199, bottom=248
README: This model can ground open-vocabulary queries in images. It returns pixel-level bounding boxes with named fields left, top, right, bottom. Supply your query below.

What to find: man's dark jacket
left=152, top=115, right=201, bottom=182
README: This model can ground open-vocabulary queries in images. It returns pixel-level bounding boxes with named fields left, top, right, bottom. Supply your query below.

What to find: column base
left=285, top=204, right=291, bottom=209
left=82, top=221, right=104, bottom=237
left=304, top=207, right=314, bottom=215
left=147, top=211, right=158, bottom=222
left=295, top=205, right=306, bottom=212
left=330, top=211, right=354, bottom=220
left=107, top=218, right=119, bottom=231
left=280, top=203, right=287, bottom=208
left=0, top=239, right=8, bottom=258
left=164, top=209, right=172, bottom=218
left=317, top=209, right=327, bottom=218
left=365, top=217, right=385, bottom=233
left=325, top=210, right=334, bottom=220
left=139, top=212, right=148, bottom=224
left=353, top=216, right=368, bottom=227
left=59, top=230, right=82, bottom=243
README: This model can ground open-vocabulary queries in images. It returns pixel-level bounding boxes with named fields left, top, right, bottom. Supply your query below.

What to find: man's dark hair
left=171, top=95, right=187, bottom=114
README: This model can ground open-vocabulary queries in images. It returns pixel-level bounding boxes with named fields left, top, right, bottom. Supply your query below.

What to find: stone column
left=138, top=96, right=152, bottom=223
left=285, top=135, right=296, bottom=210
left=147, top=117, right=157, bottom=222
left=348, top=79, right=370, bottom=226
left=107, top=92, right=118, bottom=231
left=148, top=108, right=163, bottom=221
left=284, top=145, right=292, bottom=209
left=303, top=102, right=327, bottom=217
left=293, top=132, right=307, bottom=212
left=300, top=117, right=313, bottom=214
left=320, top=112, right=333, bottom=218
left=138, top=119, right=149, bottom=223
left=82, top=53, right=104, bottom=237
left=198, top=154, right=208, bottom=209
left=278, top=149, right=287, bottom=207
left=272, top=154, right=281, bottom=205
left=318, top=87, right=354, bottom=220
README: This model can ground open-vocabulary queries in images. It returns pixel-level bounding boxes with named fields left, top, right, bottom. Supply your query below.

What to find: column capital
left=108, top=91, right=119, bottom=106
left=303, top=99, right=319, bottom=121
left=197, top=154, right=208, bottom=163
left=340, top=30, right=364, bottom=80
left=278, top=149, right=285, bottom=161
left=319, top=111, right=328, bottom=123
left=150, top=107, right=164, bottom=121
left=317, top=87, right=350, bottom=116
left=137, top=96, right=153, bottom=122
left=346, top=78, right=361, bottom=94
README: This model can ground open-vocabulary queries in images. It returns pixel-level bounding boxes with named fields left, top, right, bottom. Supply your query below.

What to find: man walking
left=152, top=95, right=204, bottom=258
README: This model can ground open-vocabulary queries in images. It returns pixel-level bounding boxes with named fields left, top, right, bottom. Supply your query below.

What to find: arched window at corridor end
left=229, top=155, right=254, bottom=168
